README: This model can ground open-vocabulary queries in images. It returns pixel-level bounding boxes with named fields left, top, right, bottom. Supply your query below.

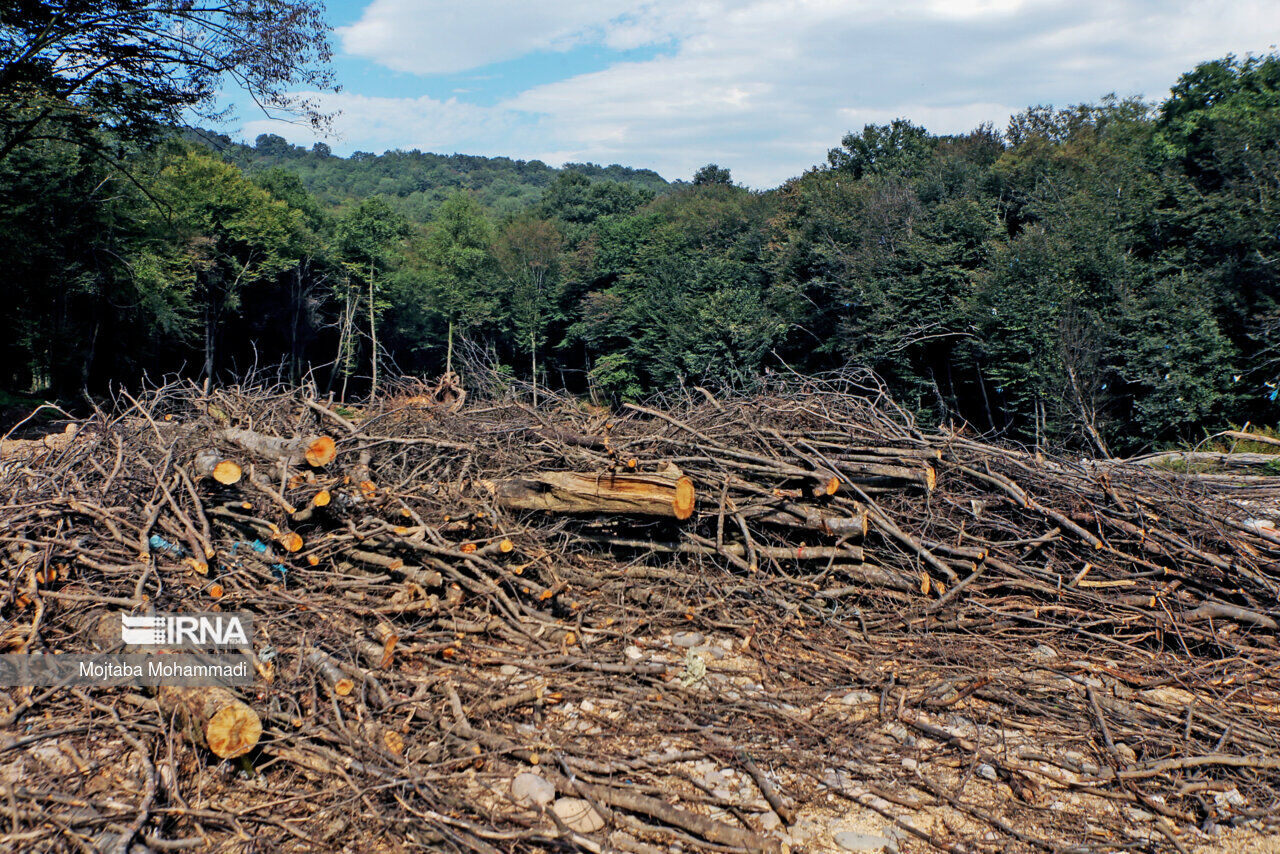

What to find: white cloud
left=261, top=0, right=1280, bottom=187
left=337, top=0, right=701, bottom=74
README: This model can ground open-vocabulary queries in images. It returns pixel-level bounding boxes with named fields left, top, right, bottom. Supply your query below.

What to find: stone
left=692, top=644, right=726, bottom=660
left=841, top=691, right=877, bottom=705
left=976, top=763, right=998, bottom=781
left=672, top=631, right=704, bottom=648
left=1030, top=644, right=1059, bottom=660
left=511, top=773, right=555, bottom=807
left=760, top=811, right=781, bottom=831
left=834, top=831, right=896, bottom=852
left=552, top=798, right=606, bottom=833
left=900, top=757, right=918, bottom=771
left=624, top=645, right=643, bottom=661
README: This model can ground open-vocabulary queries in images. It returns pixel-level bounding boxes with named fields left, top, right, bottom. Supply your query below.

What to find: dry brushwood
left=0, top=375, right=1278, bottom=853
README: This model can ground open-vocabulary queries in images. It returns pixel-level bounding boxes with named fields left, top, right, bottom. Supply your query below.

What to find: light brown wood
left=482, top=471, right=696, bottom=520
left=216, top=428, right=336, bottom=468
left=0, top=424, right=78, bottom=461
left=157, top=686, right=261, bottom=759
left=304, top=436, right=337, bottom=467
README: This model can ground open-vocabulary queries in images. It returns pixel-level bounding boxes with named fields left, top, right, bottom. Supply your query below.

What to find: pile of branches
left=1, top=376, right=1278, bottom=853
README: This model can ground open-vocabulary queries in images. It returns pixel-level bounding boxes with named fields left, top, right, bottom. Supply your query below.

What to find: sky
left=235, top=0, right=1280, bottom=188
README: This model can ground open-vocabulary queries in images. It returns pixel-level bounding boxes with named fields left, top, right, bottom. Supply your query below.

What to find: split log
left=481, top=471, right=696, bottom=520
left=835, top=460, right=936, bottom=490
left=157, top=686, right=261, bottom=759
left=217, top=428, right=337, bottom=468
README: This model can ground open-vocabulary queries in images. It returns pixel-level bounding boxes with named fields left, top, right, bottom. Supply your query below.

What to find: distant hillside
left=186, top=130, right=671, bottom=220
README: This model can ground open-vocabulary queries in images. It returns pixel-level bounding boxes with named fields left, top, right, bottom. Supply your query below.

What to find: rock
left=841, top=691, right=877, bottom=705
left=692, top=644, right=725, bottom=660
left=580, top=698, right=595, bottom=713
left=976, top=763, right=998, bottom=781
left=552, top=797, right=606, bottom=833
left=672, top=631, right=704, bottom=648
left=624, top=645, right=643, bottom=661
left=900, top=757, right=918, bottom=771
left=499, top=664, right=520, bottom=676
left=760, top=811, right=781, bottom=831
left=834, top=831, right=896, bottom=852
left=511, top=773, right=555, bottom=807
left=713, top=788, right=733, bottom=801
left=1030, top=644, right=1059, bottom=660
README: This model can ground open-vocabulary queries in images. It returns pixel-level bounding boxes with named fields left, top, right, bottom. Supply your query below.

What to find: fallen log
left=481, top=471, right=696, bottom=520
left=1132, top=451, right=1280, bottom=469
left=217, top=428, right=337, bottom=468
left=156, top=685, right=261, bottom=759
left=0, top=424, right=78, bottom=461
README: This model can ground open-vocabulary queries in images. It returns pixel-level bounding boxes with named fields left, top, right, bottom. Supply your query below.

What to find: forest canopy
left=2, top=34, right=1280, bottom=453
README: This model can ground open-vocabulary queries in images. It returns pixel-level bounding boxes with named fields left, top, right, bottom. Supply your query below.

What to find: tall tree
left=336, top=197, right=408, bottom=398
left=423, top=193, right=499, bottom=376
left=146, top=148, right=304, bottom=381
left=495, top=216, right=562, bottom=402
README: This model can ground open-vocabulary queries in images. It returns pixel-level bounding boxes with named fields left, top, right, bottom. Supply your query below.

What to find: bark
left=481, top=471, right=695, bottom=520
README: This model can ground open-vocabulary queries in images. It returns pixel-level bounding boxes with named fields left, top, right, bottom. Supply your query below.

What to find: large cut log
left=157, top=685, right=261, bottom=759
left=216, top=428, right=336, bottom=468
left=481, top=471, right=696, bottom=520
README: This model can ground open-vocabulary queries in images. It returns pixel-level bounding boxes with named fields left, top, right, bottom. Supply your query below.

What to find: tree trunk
left=157, top=685, right=260, bottom=759
left=368, top=261, right=379, bottom=399
left=446, top=319, right=454, bottom=375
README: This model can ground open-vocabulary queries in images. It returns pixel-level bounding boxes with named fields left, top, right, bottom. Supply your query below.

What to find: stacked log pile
left=1, top=378, right=1278, bottom=852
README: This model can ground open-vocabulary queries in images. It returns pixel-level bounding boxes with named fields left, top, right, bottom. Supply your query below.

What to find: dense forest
left=2, top=4, right=1279, bottom=453
left=195, top=129, right=672, bottom=220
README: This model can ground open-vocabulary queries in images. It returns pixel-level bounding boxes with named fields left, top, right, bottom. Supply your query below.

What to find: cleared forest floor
left=1, top=378, right=1278, bottom=853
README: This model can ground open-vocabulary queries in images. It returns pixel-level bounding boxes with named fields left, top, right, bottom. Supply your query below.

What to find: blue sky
left=234, top=0, right=1280, bottom=188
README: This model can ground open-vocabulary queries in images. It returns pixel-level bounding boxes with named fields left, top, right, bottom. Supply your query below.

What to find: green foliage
left=0, top=1, right=334, bottom=165
left=197, top=132, right=669, bottom=222
left=7, top=45, right=1280, bottom=455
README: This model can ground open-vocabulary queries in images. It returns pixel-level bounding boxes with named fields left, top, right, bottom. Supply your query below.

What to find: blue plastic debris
left=147, top=534, right=184, bottom=556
